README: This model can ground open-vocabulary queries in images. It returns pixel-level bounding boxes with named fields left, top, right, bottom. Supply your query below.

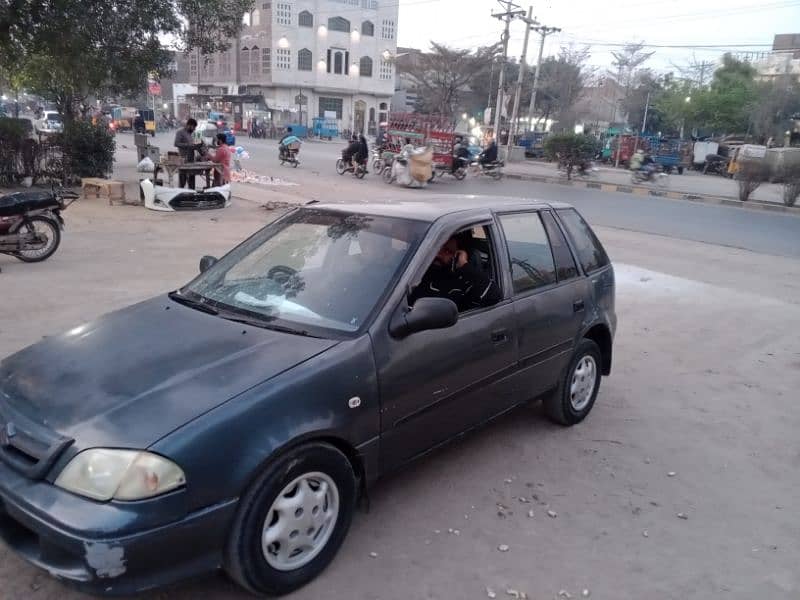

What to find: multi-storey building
left=175, top=0, right=398, bottom=134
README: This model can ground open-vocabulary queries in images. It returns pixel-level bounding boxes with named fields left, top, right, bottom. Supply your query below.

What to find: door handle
left=573, top=299, right=585, bottom=312
left=491, top=329, right=509, bottom=343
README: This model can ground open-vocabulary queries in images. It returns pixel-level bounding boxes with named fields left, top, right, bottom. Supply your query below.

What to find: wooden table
left=175, top=161, right=220, bottom=189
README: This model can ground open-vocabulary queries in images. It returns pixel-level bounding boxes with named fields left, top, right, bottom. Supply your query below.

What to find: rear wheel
left=224, top=443, right=357, bottom=596
left=335, top=159, right=346, bottom=175
left=544, top=338, right=602, bottom=426
left=14, top=216, right=61, bottom=263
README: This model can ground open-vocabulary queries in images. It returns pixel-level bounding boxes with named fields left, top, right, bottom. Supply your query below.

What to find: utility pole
left=526, top=24, right=560, bottom=132
left=505, top=6, right=537, bottom=160
left=491, top=0, right=525, bottom=146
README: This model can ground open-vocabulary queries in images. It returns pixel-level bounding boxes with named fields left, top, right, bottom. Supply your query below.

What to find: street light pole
left=491, top=1, right=525, bottom=145
left=505, top=6, right=537, bottom=161
left=632, top=90, right=650, bottom=155
left=526, top=24, right=560, bottom=132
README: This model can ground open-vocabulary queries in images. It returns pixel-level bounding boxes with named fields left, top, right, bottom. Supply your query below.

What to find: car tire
left=544, top=338, right=602, bottom=426
left=224, top=442, right=357, bottom=597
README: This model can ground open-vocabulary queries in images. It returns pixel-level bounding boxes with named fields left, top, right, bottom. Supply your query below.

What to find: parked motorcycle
left=336, top=152, right=368, bottom=179
left=472, top=160, right=504, bottom=180
left=0, top=187, right=78, bottom=265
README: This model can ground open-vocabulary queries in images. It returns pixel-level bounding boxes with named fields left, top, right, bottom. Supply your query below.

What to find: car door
left=496, top=210, right=588, bottom=400
left=374, top=221, right=517, bottom=473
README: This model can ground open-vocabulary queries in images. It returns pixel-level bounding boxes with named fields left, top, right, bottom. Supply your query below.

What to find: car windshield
left=183, top=209, right=427, bottom=335
left=46, top=113, right=62, bottom=122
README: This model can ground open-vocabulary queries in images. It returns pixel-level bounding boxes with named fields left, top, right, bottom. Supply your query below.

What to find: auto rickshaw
left=137, top=108, right=156, bottom=136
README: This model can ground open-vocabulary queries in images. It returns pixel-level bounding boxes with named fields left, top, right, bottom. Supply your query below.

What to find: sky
left=396, top=0, right=800, bottom=75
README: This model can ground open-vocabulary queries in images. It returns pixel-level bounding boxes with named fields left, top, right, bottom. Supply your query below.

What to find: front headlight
left=54, top=449, right=186, bottom=501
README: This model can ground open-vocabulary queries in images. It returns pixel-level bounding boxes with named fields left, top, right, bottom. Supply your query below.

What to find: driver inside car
left=410, top=236, right=501, bottom=312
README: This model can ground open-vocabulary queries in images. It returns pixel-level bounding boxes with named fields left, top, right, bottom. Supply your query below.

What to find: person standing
left=207, top=133, right=232, bottom=186
left=174, top=118, right=201, bottom=189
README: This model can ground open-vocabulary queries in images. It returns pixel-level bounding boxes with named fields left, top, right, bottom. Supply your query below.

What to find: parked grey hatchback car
left=0, top=197, right=615, bottom=597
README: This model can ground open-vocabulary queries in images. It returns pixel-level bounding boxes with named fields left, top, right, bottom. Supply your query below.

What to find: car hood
left=0, top=296, right=338, bottom=449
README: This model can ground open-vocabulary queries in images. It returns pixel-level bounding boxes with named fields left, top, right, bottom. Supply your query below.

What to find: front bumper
left=0, top=459, right=238, bottom=596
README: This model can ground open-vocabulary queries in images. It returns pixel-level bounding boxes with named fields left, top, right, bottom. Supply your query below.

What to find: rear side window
left=541, top=211, right=578, bottom=281
left=498, top=212, right=556, bottom=294
left=557, top=208, right=609, bottom=273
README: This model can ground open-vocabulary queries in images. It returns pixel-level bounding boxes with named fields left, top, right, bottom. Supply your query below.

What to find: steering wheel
left=267, top=265, right=298, bottom=285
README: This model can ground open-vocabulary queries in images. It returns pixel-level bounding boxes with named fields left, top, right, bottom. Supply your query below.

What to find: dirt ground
left=1, top=190, right=799, bottom=600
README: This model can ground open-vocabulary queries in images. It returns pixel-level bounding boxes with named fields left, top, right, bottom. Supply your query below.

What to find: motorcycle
left=336, top=152, right=368, bottom=179
left=472, top=160, right=504, bottom=180
left=0, top=187, right=78, bottom=265
left=279, top=143, right=300, bottom=167
left=631, top=164, right=668, bottom=186
left=372, top=148, right=387, bottom=172
left=433, top=156, right=470, bottom=181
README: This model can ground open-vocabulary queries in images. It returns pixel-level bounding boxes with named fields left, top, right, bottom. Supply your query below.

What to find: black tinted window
left=498, top=212, right=556, bottom=294
left=557, top=209, right=609, bottom=273
left=541, top=211, right=578, bottom=281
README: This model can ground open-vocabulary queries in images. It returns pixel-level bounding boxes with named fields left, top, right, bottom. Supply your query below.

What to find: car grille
left=168, top=191, right=226, bottom=211
left=0, top=403, right=73, bottom=480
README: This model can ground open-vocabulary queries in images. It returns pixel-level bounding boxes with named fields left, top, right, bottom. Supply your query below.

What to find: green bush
left=59, top=120, right=116, bottom=179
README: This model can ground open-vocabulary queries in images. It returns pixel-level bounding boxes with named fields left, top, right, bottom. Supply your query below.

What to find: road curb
left=504, top=172, right=800, bottom=215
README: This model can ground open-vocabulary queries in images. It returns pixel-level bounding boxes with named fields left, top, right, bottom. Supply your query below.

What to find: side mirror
left=199, top=255, right=217, bottom=273
left=389, top=297, right=458, bottom=338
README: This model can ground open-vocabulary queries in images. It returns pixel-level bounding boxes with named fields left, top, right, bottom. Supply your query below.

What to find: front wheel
left=454, top=169, right=466, bottom=181
left=544, top=338, right=602, bottom=426
left=335, top=159, right=346, bottom=175
left=373, top=159, right=383, bottom=171
left=14, top=216, right=61, bottom=263
left=355, top=166, right=366, bottom=179
left=382, top=165, right=394, bottom=184
left=224, top=443, right=357, bottom=597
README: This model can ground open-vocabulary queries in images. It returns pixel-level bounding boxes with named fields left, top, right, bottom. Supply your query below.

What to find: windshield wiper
left=168, top=291, right=219, bottom=315
left=218, top=313, right=314, bottom=337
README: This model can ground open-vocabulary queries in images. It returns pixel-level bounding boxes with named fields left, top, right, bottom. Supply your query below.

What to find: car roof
left=308, top=195, right=574, bottom=223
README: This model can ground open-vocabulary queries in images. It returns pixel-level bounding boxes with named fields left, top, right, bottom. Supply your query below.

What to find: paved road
left=145, top=131, right=800, bottom=258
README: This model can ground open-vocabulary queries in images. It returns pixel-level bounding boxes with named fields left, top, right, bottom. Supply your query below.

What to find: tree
left=536, top=46, right=592, bottom=132
left=693, top=54, right=757, bottom=135
left=750, top=76, right=800, bottom=142
left=621, top=70, right=667, bottom=134
left=611, top=42, right=655, bottom=92
left=402, top=42, right=499, bottom=117
left=1, top=0, right=254, bottom=122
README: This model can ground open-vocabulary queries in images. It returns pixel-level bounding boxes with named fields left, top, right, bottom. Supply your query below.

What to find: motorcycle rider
left=452, top=136, right=471, bottom=174
left=357, top=134, right=369, bottom=173
left=342, top=134, right=361, bottom=170
left=479, top=137, right=498, bottom=166
left=278, top=127, right=294, bottom=159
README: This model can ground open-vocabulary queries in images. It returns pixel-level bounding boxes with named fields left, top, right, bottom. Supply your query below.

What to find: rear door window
left=541, top=211, right=578, bottom=282
left=556, top=208, right=609, bottom=274
left=498, top=212, right=557, bottom=294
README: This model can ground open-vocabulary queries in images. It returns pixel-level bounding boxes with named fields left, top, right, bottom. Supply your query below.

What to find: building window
left=252, top=9, right=260, bottom=26
left=220, top=51, right=231, bottom=77
left=250, top=46, right=260, bottom=76
left=328, top=16, right=351, bottom=33
left=202, top=55, right=215, bottom=77
left=379, top=60, right=392, bottom=80
left=299, top=10, right=313, bottom=27
left=334, top=51, right=343, bottom=74
left=276, top=48, right=291, bottom=70
left=362, top=0, right=378, bottom=7
left=298, top=48, right=312, bottom=71
left=262, top=47, right=271, bottom=74
left=189, top=52, right=198, bottom=77
left=381, top=19, right=394, bottom=40
left=241, top=46, right=251, bottom=78
left=319, top=96, right=343, bottom=119
left=276, top=2, right=291, bottom=25
left=361, top=20, right=374, bottom=36
left=369, top=107, right=375, bottom=123
left=359, top=56, right=373, bottom=77
left=262, top=2, right=270, bottom=8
